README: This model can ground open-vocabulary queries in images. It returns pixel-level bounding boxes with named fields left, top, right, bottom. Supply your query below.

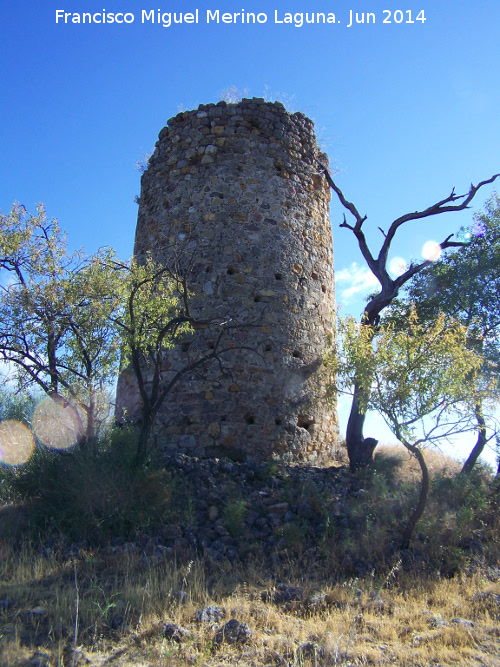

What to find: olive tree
left=0, top=203, right=123, bottom=447
left=396, top=194, right=500, bottom=474
left=330, top=309, right=486, bottom=547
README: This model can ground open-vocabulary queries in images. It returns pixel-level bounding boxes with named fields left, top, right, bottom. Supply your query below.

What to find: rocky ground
left=31, top=452, right=481, bottom=575
left=2, top=452, right=500, bottom=666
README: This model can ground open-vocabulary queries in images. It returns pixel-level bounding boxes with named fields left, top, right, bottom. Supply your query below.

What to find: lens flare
left=389, top=257, right=407, bottom=277
left=422, top=241, right=442, bottom=262
left=33, top=397, right=83, bottom=450
left=456, top=230, right=472, bottom=242
left=0, top=420, right=35, bottom=466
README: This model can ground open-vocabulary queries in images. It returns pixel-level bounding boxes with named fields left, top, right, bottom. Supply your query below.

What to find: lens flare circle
left=33, top=397, right=82, bottom=450
left=456, top=230, right=472, bottom=243
left=422, top=241, right=442, bottom=262
left=0, top=420, right=35, bottom=466
left=389, top=257, right=407, bottom=277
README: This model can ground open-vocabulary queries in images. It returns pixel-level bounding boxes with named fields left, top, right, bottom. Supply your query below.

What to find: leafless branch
left=319, top=160, right=499, bottom=328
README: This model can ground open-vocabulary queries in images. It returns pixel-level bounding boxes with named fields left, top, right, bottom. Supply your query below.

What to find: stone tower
left=116, top=98, right=338, bottom=463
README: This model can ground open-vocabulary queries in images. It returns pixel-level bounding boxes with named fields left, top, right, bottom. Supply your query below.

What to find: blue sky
left=1, top=1, right=499, bottom=463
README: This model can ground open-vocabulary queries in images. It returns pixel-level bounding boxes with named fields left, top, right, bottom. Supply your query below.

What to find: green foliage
left=116, top=255, right=192, bottom=363
left=330, top=308, right=486, bottom=546
left=90, top=585, right=119, bottom=624
left=113, top=252, right=236, bottom=465
left=0, top=204, right=123, bottom=440
left=223, top=498, right=248, bottom=537
left=255, top=461, right=280, bottom=481
left=403, top=193, right=500, bottom=352
left=395, top=193, right=500, bottom=471
left=111, top=254, right=197, bottom=465
left=280, top=521, right=308, bottom=550
left=0, top=204, right=197, bottom=463
left=0, top=428, right=174, bottom=544
left=325, top=171, right=498, bottom=470
left=432, top=464, right=491, bottom=515
left=331, top=308, right=484, bottom=446
left=0, top=388, right=37, bottom=425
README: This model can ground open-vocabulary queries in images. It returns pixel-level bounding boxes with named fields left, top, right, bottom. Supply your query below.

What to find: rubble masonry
left=116, top=98, right=338, bottom=463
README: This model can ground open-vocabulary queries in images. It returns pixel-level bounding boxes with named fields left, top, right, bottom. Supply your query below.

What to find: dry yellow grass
left=1, top=542, right=500, bottom=666
left=374, top=444, right=462, bottom=480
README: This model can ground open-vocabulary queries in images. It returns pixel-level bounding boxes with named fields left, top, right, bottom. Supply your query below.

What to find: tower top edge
left=165, top=98, right=315, bottom=130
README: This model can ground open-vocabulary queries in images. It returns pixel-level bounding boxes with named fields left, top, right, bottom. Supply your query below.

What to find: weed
left=223, top=499, right=248, bottom=537
left=255, top=461, right=280, bottom=481
left=90, top=585, right=119, bottom=624
left=280, top=522, right=308, bottom=551
left=2, top=431, right=500, bottom=665
left=0, top=428, right=175, bottom=545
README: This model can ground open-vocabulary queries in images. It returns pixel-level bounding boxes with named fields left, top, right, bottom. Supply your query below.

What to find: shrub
left=223, top=499, right=248, bottom=537
left=0, top=427, right=174, bottom=544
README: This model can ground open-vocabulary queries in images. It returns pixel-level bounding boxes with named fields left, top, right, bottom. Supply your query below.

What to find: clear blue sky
left=1, top=1, right=499, bottom=462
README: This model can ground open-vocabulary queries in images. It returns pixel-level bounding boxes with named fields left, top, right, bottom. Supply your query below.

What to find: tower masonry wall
left=116, top=98, right=339, bottom=463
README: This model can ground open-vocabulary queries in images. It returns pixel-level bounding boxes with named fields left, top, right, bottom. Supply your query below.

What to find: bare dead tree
left=318, top=162, right=499, bottom=470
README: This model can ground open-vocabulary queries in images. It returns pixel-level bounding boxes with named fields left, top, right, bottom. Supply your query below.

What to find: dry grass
left=1, top=541, right=500, bottom=666
left=2, top=439, right=500, bottom=665
left=374, top=444, right=462, bottom=480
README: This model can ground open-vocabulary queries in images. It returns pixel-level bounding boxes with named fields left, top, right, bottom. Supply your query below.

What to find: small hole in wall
left=245, top=414, right=255, bottom=425
left=208, top=341, right=215, bottom=349
left=254, top=295, right=262, bottom=302
left=205, top=265, right=212, bottom=272
left=182, top=343, right=191, bottom=352
left=311, top=272, right=318, bottom=280
left=221, top=415, right=227, bottom=421
left=264, top=344, right=272, bottom=352
left=292, top=350, right=302, bottom=359
left=227, top=266, right=236, bottom=275
left=321, top=285, right=326, bottom=293
left=297, top=415, right=314, bottom=431
left=275, top=273, right=283, bottom=280
left=275, top=418, right=282, bottom=426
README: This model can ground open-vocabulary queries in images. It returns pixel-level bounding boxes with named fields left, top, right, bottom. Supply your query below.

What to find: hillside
left=1, top=442, right=500, bottom=666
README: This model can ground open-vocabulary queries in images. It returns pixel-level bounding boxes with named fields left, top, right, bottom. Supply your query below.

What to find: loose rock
left=162, top=622, right=190, bottom=642
left=214, top=618, right=252, bottom=644
left=195, top=605, right=224, bottom=624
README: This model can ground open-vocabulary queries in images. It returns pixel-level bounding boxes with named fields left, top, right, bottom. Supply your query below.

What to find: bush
left=0, top=426, right=174, bottom=544
left=223, top=499, right=248, bottom=537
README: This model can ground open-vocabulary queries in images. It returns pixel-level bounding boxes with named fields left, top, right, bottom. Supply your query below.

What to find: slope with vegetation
left=1, top=427, right=500, bottom=665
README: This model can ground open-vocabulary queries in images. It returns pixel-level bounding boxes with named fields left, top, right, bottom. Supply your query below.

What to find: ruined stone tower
left=116, top=98, right=338, bottom=463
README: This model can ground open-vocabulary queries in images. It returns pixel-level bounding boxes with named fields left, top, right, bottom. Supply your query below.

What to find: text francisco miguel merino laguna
left=56, top=9, right=369, bottom=28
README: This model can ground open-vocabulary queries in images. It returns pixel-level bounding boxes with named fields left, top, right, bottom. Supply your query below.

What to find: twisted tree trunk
left=400, top=442, right=430, bottom=550
left=461, top=403, right=487, bottom=475
left=346, top=383, right=378, bottom=470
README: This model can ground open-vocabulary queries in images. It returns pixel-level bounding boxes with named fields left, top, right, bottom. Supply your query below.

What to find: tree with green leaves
left=329, top=308, right=486, bottom=548
left=0, top=203, right=123, bottom=447
left=318, top=163, right=499, bottom=470
left=0, top=204, right=234, bottom=466
left=112, top=254, right=236, bottom=466
left=395, top=193, right=500, bottom=474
